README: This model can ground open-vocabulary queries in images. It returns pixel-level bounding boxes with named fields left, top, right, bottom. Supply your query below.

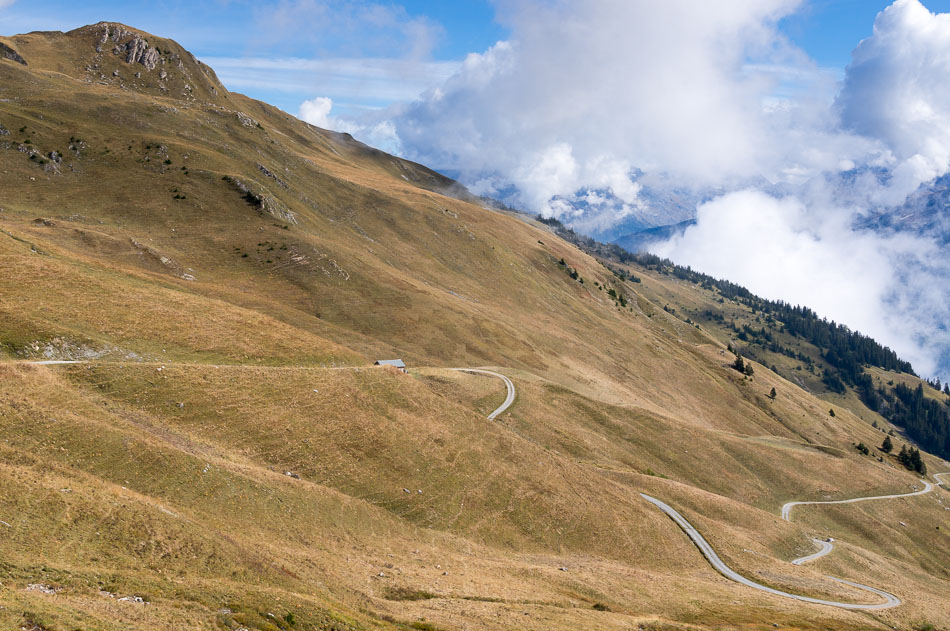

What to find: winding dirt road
left=790, top=538, right=834, bottom=566
left=784, top=479, right=933, bottom=565
left=640, top=493, right=902, bottom=610
left=782, top=480, right=933, bottom=521
left=449, top=368, right=515, bottom=420
left=644, top=472, right=948, bottom=610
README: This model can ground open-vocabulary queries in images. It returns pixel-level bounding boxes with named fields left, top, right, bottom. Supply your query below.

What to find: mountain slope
left=612, top=218, right=696, bottom=253
left=0, top=24, right=948, bottom=631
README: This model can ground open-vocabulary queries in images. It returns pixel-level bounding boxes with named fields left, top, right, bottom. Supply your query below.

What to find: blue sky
left=0, top=1, right=503, bottom=58
left=3, top=0, right=949, bottom=116
left=780, top=0, right=950, bottom=66
left=0, top=0, right=507, bottom=115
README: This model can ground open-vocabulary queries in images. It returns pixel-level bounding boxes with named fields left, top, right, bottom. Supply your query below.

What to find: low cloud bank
left=652, top=190, right=950, bottom=376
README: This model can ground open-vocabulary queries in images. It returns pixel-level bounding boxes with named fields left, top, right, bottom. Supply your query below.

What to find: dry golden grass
left=5, top=361, right=945, bottom=631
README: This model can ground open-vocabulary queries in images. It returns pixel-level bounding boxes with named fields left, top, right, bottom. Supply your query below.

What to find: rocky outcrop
left=260, top=195, right=297, bottom=225
left=122, top=36, right=160, bottom=70
left=223, top=175, right=298, bottom=225
left=19, top=338, right=110, bottom=361
left=258, top=163, right=288, bottom=188
left=236, top=112, right=260, bottom=129
left=0, top=42, right=26, bottom=65
left=95, top=23, right=129, bottom=53
left=95, top=23, right=161, bottom=70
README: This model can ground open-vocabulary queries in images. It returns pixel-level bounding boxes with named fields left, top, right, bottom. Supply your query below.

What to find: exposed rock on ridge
left=0, top=42, right=27, bottom=65
left=95, top=23, right=159, bottom=70
left=38, top=22, right=233, bottom=102
left=120, top=34, right=161, bottom=70
left=223, top=175, right=298, bottom=225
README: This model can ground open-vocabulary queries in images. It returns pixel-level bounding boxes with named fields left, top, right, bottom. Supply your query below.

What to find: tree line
left=863, top=383, right=950, bottom=462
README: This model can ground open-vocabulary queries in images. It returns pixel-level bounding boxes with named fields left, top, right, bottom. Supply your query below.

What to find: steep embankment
left=1, top=23, right=948, bottom=631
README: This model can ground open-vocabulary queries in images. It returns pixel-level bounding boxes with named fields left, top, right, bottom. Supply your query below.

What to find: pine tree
left=881, top=435, right=893, bottom=453
left=898, top=445, right=910, bottom=467
left=769, top=387, right=777, bottom=400
left=732, top=355, right=745, bottom=373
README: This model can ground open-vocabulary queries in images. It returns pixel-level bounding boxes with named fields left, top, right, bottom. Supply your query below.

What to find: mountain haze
left=1, top=24, right=949, bottom=631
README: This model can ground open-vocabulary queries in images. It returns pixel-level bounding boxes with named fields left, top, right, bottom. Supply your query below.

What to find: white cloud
left=299, top=96, right=334, bottom=128
left=357, top=0, right=950, bottom=224
left=374, top=0, right=858, bottom=224
left=0, top=0, right=15, bottom=8
left=836, top=0, right=950, bottom=205
left=298, top=95, right=401, bottom=152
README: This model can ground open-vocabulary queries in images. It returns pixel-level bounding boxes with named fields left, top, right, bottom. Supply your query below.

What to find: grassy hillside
left=0, top=23, right=948, bottom=631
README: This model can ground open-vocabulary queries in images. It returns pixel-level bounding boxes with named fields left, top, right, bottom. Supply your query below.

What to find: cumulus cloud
left=298, top=95, right=401, bottom=151
left=381, top=0, right=810, bottom=219
left=299, top=96, right=334, bottom=128
left=356, top=0, right=889, bottom=224
left=836, top=0, right=950, bottom=204
left=363, top=0, right=950, bottom=224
